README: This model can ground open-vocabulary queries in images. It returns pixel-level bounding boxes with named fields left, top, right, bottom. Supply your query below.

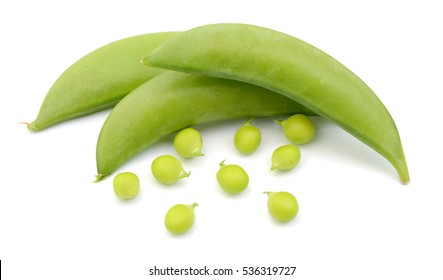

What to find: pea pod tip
left=94, top=173, right=109, bottom=183
left=140, top=55, right=150, bottom=66
left=400, top=174, right=410, bottom=185
left=19, top=121, right=34, bottom=130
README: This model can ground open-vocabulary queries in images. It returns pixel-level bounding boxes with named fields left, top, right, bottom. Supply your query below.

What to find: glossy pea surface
left=271, top=145, right=301, bottom=171
left=265, top=191, right=299, bottom=222
left=276, top=114, right=315, bottom=144
left=234, top=119, right=261, bottom=154
left=174, top=127, right=203, bottom=158
left=151, top=155, right=190, bottom=185
left=216, top=161, right=249, bottom=194
left=113, top=172, right=140, bottom=200
left=165, top=203, right=198, bottom=235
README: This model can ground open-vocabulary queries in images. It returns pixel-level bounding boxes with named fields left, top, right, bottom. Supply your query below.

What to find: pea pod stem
left=191, top=148, right=204, bottom=157
left=274, top=119, right=283, bottom=126
left=95, top=71, right=314, bottom=180
left=190, top=203, right=199, bottom=209
left=219, top=160, right=227, bottom=168
left=144, top=23, right=409, bottom=184
left=245, top=118, right=254, bottom=125
left=180, top=169, right=191, bottom=179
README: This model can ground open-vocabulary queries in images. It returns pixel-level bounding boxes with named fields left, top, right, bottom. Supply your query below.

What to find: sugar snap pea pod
left=27, top=32, right=178, bottom=131
left=95, top=71, right=314, bottom=181
left=144, top=23, right=409, bottom=184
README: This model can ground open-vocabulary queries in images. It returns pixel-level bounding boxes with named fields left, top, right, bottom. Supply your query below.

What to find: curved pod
left=144, top=23, right=409, bottom=184
left=95, top=71, right=313, bottom=180
left=28, top=32, right=177, bottom=131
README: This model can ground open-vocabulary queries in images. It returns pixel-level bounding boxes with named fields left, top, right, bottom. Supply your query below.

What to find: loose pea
left=234, top=119, right=261, bottom=154
left=174, top=127, right=204, bottom=158
left=165, top=203, right=198, bottom=235
left=271, top=144, right=301, bottom=171
left=275, top=114, right=315, bottom=144
left=216, top=160, right=249, bottom=194
left=113, top=172, right=140, bottom=200
left=151, top=155, right=190, bottom=185
left=264, top=191, right=299, bottom=222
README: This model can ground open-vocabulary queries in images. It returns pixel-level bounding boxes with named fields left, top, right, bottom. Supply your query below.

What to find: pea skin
left=174, top=127, right=204, bottom=158
left=271, top=145, right=301, bottom=171
left=264, top=191, right=299, bottom=222
left=151, top=155, right=190, bottom=185
left=216, top=160, right=249, bottom=194
left=165, top=203, right=198, bottom=235
left=275, top=114, right=315, bottom=145
left=234, top=119, right=262, bottom=154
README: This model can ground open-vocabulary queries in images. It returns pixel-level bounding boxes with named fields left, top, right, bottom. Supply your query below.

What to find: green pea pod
left=143, top=23, right=409, bottom=184
left=95, top=71, right=314, bottom=181
left=27, top=32, right=178, bottom=131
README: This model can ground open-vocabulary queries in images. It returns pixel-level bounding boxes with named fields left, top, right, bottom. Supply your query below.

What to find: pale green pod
left=28, top=32, right=177, bottom=131
left=95, top=71, right=314, bottom=180
left=144, top=23, right=409, bottom=184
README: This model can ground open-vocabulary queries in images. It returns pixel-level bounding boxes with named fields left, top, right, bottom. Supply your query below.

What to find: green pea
left=234, top=119, right=261, bottom=154
left=275, top=114, right=315, bottom=144
left=113, top=172, right=140, bottom=200
left=174, top=127, right=204, bottom=158
left=151, top=155, right=190, bottom=185
left=216, top=160, right=249, bottom=194
left=165, top=203, right=198, bottom=235
left=264, top=191, right=299, bottom=222
left=271, top=144, right=301, bottom=171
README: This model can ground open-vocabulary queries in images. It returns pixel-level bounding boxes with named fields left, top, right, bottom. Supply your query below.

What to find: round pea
left=151, top=155, right=190, bottom=185
left=276, top=114, right=315, bottom=144
left=234, top=119, right=261, bottom=154
left=271, top=144, right=301, bottom=171
left=174, top=127, right=203, bottom=158
left=113, top=172, right=140, bottom=200
left=165, top=203, right=198, bottom=235
left=216, top=160, right=249, bottom=194
left=264, top=191, right=299, bottom=222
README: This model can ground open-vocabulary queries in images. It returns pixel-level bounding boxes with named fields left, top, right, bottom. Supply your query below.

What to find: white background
left=1, top=0, right=442, bottom=279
